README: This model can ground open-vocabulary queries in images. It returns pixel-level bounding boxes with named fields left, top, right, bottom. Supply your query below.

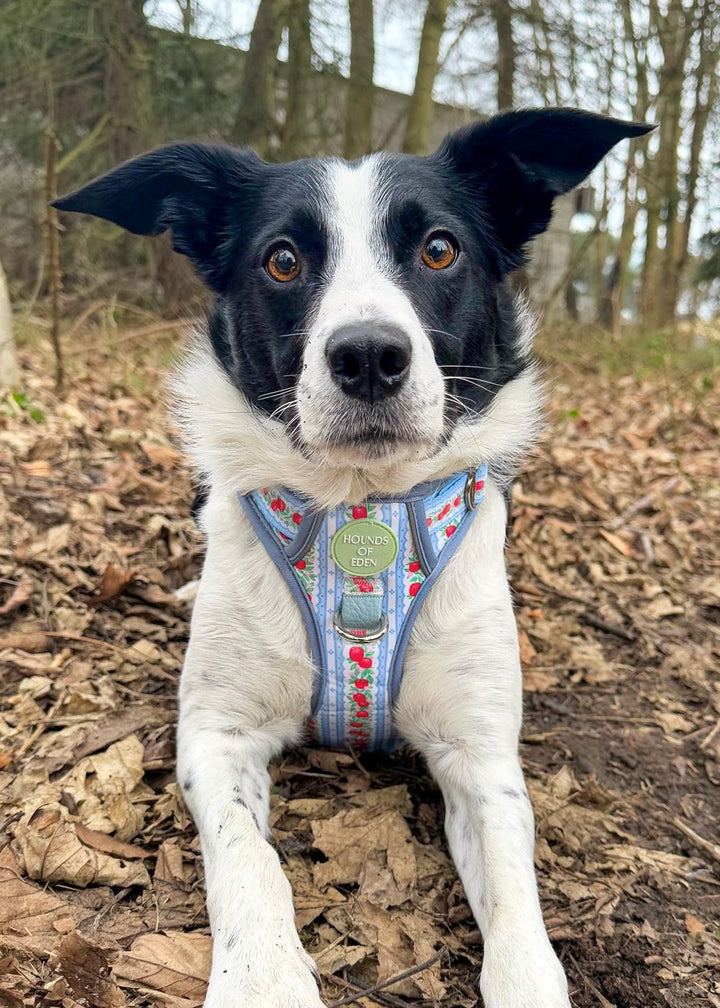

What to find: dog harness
left=239, top=465, right=487, bottom=752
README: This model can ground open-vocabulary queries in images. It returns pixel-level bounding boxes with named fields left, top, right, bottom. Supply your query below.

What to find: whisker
left=440, top=364, right=501, bottom=372
left=257, top=386, right=296, bottom=402
left=441, top=375, right=503, bottom=391
left=424, top=327, right=461, bottom=342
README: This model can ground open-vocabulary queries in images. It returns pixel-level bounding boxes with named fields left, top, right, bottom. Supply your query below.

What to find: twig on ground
left=330, top=974, right=408, bottom=1008
left=673, top=816, right=720, bottom=866
left=86, top=886, right=133, bottom=933
left=344, top=740, right=371, bottom=778
left=65, top=318, right=194, bottom=355
left=580, top=612, right=636, bottom=642
left=607, top=476, right=680, bottom=530
left=328, top=947, right=448, bottom=1008
left=13, top=694, right=64, bottom=762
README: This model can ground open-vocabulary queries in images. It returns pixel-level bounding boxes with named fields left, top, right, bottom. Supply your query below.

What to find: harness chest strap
left=238, top=464, right=488, bottom=751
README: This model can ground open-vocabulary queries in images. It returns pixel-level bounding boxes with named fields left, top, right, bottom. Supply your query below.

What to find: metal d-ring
left=464, top=468, right=478, bottom=510
left=333, top=611, right=389, bottom=643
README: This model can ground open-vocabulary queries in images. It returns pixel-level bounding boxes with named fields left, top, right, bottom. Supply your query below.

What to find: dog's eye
left=266, top=244, right=301, bottom=282
left=421, top=233, right=457, bottom=270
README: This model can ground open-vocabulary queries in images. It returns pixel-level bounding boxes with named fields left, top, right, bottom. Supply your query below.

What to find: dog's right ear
left=53, top=143, right=263, bottom=292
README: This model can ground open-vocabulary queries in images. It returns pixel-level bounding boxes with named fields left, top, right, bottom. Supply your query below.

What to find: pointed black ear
left=53, top=143, right=264, bottom=291
left=436, top=108, right=654, bottom=274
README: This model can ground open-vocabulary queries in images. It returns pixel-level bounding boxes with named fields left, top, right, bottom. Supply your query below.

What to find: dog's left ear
left=437, top=108, right=654, bottom=273
left=53, top=143, right=263, bottom=292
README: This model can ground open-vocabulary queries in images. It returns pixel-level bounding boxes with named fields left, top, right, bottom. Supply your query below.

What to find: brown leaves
left=311, top=805, right=415, bottom=901
left=114, top=932, right=211, bottom=1007
left=0, top=577, right=33, bottom=617
left=50, top=932, right=126, bottom=1008
left=0, top=847, right=78, bottom=955
left=88, top=563, right=138, bottom=607
left=16, top=806, right=151, bottom=889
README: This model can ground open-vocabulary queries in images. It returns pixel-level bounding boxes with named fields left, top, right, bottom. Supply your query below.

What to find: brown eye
left=266, top=244, right=300, bottom=282
left=421, top=232, right=457, bottom=270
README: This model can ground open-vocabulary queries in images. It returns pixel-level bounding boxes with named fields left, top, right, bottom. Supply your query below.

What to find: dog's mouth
left=286, top=398, right=444, bottom=465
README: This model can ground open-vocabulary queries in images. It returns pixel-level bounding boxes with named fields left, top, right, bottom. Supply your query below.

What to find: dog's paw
left=204, top=941, right=324, bottom=1008
left=479, top=931, right=570, bottom=1008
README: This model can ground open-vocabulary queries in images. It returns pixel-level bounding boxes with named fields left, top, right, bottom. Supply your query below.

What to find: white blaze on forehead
left=323, top=155, right=390, bottom=284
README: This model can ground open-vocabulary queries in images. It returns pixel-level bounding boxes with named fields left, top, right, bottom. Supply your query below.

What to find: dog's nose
left=325, top=325, right=412, bottom=403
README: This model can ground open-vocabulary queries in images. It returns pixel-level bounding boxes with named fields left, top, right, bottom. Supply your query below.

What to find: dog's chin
left=297, top=432, right=441, bottom=469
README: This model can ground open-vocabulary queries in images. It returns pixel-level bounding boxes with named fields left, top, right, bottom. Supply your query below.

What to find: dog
left=55, top=108, right=651, bottom=1007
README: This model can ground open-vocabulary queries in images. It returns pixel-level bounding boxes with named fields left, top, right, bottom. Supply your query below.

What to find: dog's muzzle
left=325, top=324, right=411, bottom=404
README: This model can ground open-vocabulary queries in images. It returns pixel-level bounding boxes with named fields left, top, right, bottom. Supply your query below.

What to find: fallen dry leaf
left=114, top=931, right=211, bottom=1003
left=60, top=735, right=152, bottom=841
left=140, top=438, right=183, bottom=470
left=88, top=563, right=138, bottom=607
left=311, top=804, right=416, bottom=905
left=685, top=912, right=705, bottom=935
left=14, top=806, right=151, bottom=889
left=598, top=528, right=634, bottom=556
left=50, top=931, right=126, bottom=1008
left=74, top=822, right=151, bottom=861
left=0, top=848, right=78, bottom=955
left=0, top=577, right=33, bottom=616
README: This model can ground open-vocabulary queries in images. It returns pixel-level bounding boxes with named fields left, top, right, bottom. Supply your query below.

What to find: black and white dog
left=56, top=109, right=650, bottom=1008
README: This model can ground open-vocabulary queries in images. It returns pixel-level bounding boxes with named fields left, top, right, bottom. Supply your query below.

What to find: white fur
left=173, top=173, right=569, bottom=1006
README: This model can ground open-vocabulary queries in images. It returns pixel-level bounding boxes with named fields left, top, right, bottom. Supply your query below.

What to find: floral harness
left=239, top=465, right=487, bottom=752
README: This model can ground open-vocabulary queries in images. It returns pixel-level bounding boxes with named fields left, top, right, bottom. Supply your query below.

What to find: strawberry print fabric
left=245, top=465, right=488, bottom=752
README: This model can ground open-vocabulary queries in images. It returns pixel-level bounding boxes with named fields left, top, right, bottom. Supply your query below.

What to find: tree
left=491, top=0, right=514, bottom=108
left=639, top=0, right=720, bottom=328
left=344, top=0, right=374, bottom=158
left=404, top=0, right=451, bottom=154
left=175, top=0, right=197, bottom=35
left=231, top=0, right=285, bottom=155
left=97, top=0, right=155, bottom=163
left=282, top=0, right=313, bottom=158
left=0, top=260, right=18, bottom=390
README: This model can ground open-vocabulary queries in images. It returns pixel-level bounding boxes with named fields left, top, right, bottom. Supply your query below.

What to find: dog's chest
left=239, top=467, right=487, bottom=751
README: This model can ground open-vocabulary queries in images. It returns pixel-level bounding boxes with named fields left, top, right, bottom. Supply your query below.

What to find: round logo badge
left=331, top=519, right=399, bottom=576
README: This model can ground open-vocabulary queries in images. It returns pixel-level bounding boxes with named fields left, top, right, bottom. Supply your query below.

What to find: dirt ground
left=1, top=322, right=719, bottom=1008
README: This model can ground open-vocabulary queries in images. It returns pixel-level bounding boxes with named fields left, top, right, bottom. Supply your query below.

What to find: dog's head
left=55, top=109, right=651, bottom=491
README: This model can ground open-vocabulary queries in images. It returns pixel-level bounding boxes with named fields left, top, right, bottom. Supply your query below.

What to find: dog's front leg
left=396, top=487, right=570, bottom=1008
left=177, top=722, right=324, bottom=1008
left=431, top=746, right=569, bottom=1008
left=400, top=711, right=569, bottom=1007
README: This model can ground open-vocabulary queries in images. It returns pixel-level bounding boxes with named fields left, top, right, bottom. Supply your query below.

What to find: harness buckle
left=464, top=469, right=477, bottom=510
left=333, top=611, right=388, bottom=643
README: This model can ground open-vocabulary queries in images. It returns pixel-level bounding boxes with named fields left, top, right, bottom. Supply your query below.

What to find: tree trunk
left=345, top=0, right=374, bottom=159
left=640, top=0, right=695, bottom=328
left=231, top=0, right=285, bottom=156
left=176, top=0, right=195, bottom=34
left=609, top=155, right=642, bottom=335
left=0, top=261, right=18, bottom=390
left=282, top=0, right=312, bottom=159
left=491, top=0, right=514, bottom=109
left=97, top=0, right=154, bottom=163
left=403, top=0, right=450, bottom=155
left=671, top=0, right=720, bottom=306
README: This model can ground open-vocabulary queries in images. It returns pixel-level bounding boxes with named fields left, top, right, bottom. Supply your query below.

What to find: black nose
left=325, top=325, right=412, bottom=403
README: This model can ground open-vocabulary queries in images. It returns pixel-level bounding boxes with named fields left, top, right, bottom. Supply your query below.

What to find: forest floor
left=1, top=317, right=719, bottom=1008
